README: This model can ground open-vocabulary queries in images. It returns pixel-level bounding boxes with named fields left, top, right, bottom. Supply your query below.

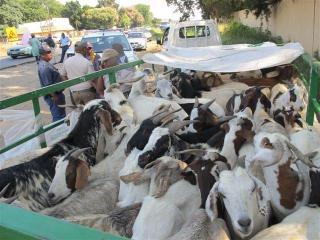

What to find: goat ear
left=261, top=137, right=274, bottom=149
left=75, top=160, right=90, bottom=190
left=220, top=123, right=230, bottom=133
left=205, top=183, right=219, bottom=221
left=96, top=109, right=113, bottom=135
left=236, top=129, right=255, bottom=142
left=252, top=176, right=270, bottom=217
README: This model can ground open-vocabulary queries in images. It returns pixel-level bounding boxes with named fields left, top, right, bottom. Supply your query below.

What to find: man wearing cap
left=112, top=43, right=128, bottom=64
left=38, top=43, right=66, bottom=122
left=60, top=41, right=97, bottom=105
left=96, top=48, right=134, bottom=96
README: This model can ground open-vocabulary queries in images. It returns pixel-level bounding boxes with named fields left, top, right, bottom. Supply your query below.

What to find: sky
left=58, top=0, right=202, bottom=21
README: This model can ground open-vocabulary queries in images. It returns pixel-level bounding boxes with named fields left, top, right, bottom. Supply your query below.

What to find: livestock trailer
left=0, top=49, right=319, bottom=239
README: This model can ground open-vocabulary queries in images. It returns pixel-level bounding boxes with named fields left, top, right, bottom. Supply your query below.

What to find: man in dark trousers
left=38, top=43, right=66, bottom=122
left=58, top=32, right=72, bottom=63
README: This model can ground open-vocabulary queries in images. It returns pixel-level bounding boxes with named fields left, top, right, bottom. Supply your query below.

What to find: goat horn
left=177, top=160, right=188, bottom=170
left=168, top=120, right=198, bottom=134
left=151, top=104, right=171, bottom=118
left=0, top=183, right=11, bottom=198
left=161, top=115, right=179, bottom=127
left=176, top=148, right=207, bottom=155
left=58, top=104, right=84, bottom=109
left=2, top=196, right=18, bottom=204
left=193, top=97, right=199, bottom=108
left=216, top=115, right=236, bottom=124
left=152, top=108, right=182, bottom=125
left=285, top=141, right=318, bottom=168
left=200, top=99, right=216, bottom=111
left=70, top=147, right=91, bottom=159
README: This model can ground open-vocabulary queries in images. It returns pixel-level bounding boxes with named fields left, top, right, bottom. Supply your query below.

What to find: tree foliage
left=0, top=0, right=23, bottom=26
left=120, top=7, right=144, bottom=28
left=97, top=0, right=119, bottom=9
left=135, top=4, right=153, bottom=25
left=82, top=7, right=118, bottom=29
left=62, top=1, right=83, bottom=30
left=166, top=0, right=282, bottom=20
left=118, top=13, right=131, bottom=28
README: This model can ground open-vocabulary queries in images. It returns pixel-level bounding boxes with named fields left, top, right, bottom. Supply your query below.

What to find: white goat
left=251, top=206, right=320, bottom=240
left=250, top=132, right=313, bottom=220
left=123, top=157, right=201, bottom=240
left=205, top=167, right=270, bottom=239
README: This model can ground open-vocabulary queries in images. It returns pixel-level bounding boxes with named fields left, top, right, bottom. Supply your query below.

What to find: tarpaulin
left=142, top=42, right=304, bottom=73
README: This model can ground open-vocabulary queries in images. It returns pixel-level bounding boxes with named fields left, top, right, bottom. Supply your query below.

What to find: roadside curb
left=0, top=58, right=35, bottom=70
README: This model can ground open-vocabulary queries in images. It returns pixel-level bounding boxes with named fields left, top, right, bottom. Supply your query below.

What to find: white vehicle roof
left=166, top=19, right=221, bottom=48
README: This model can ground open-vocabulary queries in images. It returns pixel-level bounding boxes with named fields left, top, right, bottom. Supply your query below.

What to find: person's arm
left=96, top=76, right=105, bottom=97
left=59, top=63, right=68, bottom=81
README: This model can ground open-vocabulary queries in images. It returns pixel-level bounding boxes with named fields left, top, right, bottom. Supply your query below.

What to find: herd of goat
left=0, top=65, right=319, bottom=240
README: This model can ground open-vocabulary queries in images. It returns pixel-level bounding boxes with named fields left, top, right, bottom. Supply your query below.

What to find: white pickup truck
left=157, top=19, right=221, bottom=49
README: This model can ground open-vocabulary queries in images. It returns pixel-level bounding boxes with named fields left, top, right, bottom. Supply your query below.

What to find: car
left=66, top=31, right=138, bottom=62
left=144, top=30, right=152, bottom=42
left=7, top=45, right=32, bottom=59
left=127, top=31, right=147, bottom=50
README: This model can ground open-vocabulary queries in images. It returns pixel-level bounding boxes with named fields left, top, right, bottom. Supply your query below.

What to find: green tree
left=62, top=1, right=83, bottom=30
left=97, top=0, right=119, bottom=9
left=16, top=0, right=63, bottom=22
left=121, top=7, right=144, bottom=27
left=166, top=0, right=282, bottom=20
left=0, top=0, right=23, bottom=26
left=82, top=7, right=118, bottom=29
left=119, top=13, right=131, bottom=29
left=134, top=4, right=153, bottom=25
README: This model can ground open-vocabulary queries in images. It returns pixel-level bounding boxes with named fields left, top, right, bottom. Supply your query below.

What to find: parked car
left=7, top=45, right=32, bottom=59
left=66, top=31, right=138, bottom=62
left=157, top=19, right=221, bottom=49
left=127, top=31, right=147, bottom=50
left=144, top=30, right=152, bottom=41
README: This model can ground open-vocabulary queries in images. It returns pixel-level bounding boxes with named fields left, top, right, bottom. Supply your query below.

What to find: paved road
left=0, top=48, right=62, bottom=70
left=0, top=56, right=35, bottom=70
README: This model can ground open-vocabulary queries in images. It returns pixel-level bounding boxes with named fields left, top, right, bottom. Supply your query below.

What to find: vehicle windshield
left=81, top=35, right=131, bottom=52
left=128, top=32, right=144, bottom=38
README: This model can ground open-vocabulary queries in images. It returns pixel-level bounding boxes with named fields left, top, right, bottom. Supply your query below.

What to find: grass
left=220, top=22, right=283, bottom=45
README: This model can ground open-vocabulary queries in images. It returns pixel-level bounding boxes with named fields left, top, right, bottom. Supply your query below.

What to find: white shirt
left=103, top=68, right=135, bottom=92
left=60, top=53, right=95, bottom=92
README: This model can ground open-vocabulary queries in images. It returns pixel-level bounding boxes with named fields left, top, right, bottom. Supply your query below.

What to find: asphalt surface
left=0, top=48, right=62, bottom=70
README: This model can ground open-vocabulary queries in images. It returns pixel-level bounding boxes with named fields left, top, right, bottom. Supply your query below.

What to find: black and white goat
left=0, top=99, right=121, bottom=211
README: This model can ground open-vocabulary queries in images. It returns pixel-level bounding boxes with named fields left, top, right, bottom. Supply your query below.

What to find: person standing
left=60, top=41, right=97, bottom=105
left=38, top=43, right=66, bottom=122
left=86, top=42, right=100, bottom=71
left=29, top=34, right=41, bottom=64
left=112, top=43, right=128, bottom=64
left=59, top=32, right=72, bottom=63
left=44, top=33, right=55, bottom=49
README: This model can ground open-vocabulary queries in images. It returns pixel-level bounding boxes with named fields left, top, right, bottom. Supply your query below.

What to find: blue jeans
left=44, top=93, right=66, bottom=122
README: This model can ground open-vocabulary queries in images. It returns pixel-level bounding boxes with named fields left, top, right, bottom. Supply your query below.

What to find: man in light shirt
left=59, top=33, right=72, bottom=63
left=60, top=41, right=97, bottom=105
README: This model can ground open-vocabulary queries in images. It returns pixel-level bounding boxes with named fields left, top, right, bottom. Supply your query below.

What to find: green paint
left=0, top=203, right=126, bottom=240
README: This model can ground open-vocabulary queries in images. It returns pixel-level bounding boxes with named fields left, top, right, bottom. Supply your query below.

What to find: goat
left=41, top=178, right=118, bottom=219
left=168, top=208, right=230, bottom=240
left=205, top=167, right=271, bottom=239
left=122, top=156, right=201, bottom=240
left=251, top=206, right=320, bottom=240
left=0, top=99, right=121, bottom=211
left=250, top=133, right=315, bottom=220
left=64, top=203, right=142, bottom=238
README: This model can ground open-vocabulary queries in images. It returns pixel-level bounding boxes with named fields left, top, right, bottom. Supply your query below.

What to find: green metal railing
left=293, top=53, right=320, bottom=125
left=0, top=60, right=143, bottom=155
left=0, top=203, right=126, bottom=239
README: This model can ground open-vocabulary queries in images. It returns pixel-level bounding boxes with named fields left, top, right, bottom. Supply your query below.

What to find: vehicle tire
left=11, top=56, right=17, bottom=59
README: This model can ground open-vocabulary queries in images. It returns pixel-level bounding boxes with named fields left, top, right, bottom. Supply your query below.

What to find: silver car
left=128, top=32, right=147, bottom=50
left=66, top=31, right=138, bottom=62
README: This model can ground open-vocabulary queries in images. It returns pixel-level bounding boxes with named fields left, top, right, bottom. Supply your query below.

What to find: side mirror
left=156, top=38, right=162, bottom=45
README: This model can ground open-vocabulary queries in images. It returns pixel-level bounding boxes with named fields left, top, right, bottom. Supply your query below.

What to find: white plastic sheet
left=142, top=42, right=304, bottom=73
left=0, top=110, right=40, bottom=164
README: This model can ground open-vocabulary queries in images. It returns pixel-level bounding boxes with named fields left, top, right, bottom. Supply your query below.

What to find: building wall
left=234, top=0, right=320, bottom=55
